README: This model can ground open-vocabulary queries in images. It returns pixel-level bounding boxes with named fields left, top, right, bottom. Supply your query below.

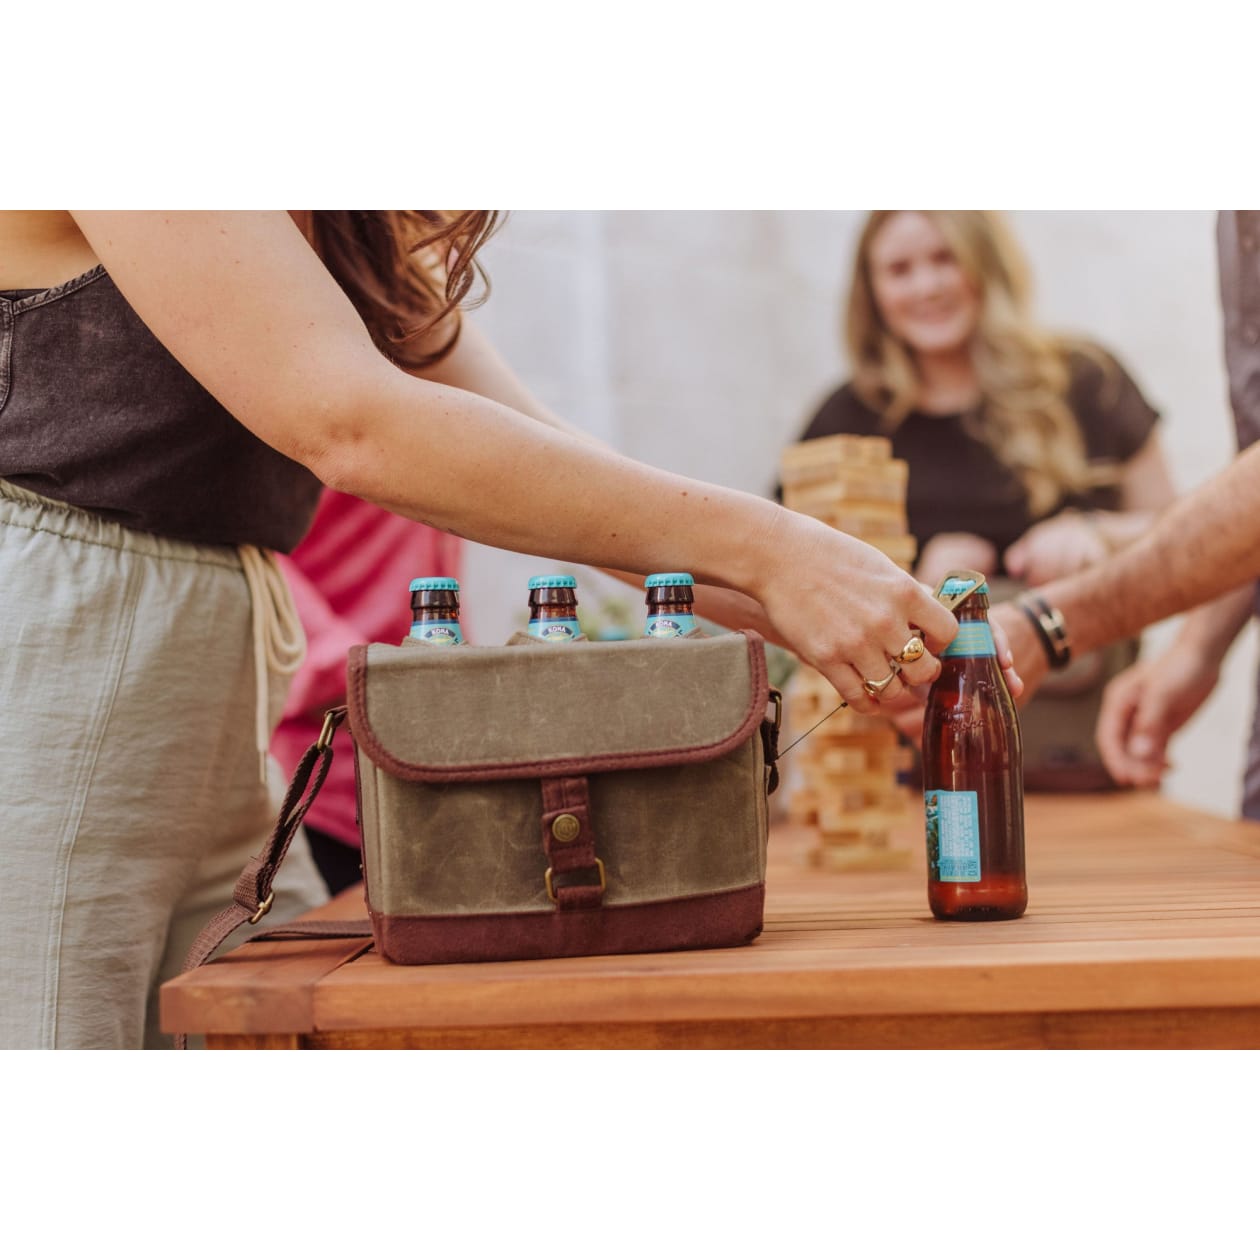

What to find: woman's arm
left=1003, top=431, right=1178, bottom=584
left=1089, top=429, right=1179, bottom=550
left=418, top=316, right=784, bottom=639
left=70, top=210, right=959, bottom=711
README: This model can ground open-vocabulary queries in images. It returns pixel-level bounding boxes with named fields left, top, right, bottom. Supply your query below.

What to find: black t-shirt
left=795, top=346, right=1159, bottom=562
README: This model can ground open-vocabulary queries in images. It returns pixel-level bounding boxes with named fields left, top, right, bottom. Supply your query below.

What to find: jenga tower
left=779, top=434, right=916, bottom=870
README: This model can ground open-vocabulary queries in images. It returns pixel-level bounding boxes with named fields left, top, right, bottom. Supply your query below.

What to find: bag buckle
left=317, top=706, right=348, bottom=751
left=247, top=890, right=275, bottom=925
left=544, top=857, right=606, bottom=904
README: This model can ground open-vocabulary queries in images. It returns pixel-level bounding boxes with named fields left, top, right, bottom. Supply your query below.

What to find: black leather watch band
left=1017, top=595, right=1072, bottom=670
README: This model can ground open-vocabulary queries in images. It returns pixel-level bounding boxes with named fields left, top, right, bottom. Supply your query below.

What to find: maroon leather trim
left=540, top=776, right=603, bottom=909
left=369, top=883, right=765, bottom=965
left=346, top=630, right=769, bottom=784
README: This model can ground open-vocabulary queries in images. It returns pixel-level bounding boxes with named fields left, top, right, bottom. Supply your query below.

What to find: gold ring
left=893, top=635, right=925, bottom=665
left=862, top=666, right=900, bottom=698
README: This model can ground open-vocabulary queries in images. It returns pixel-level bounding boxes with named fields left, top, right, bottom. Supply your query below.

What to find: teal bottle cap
left=939, top=576, right=989, bottom=597
left=409, top=577, right=460, bottom=592
left=645, top=572, right=694, bottom=587
left=528, top=575, right=577, bottom=590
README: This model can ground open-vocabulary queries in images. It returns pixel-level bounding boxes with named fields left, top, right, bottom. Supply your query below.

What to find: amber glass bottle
left=643, top=572, right=696, bottom=638
left=527, top=575, right=581, bottom=642
left=922, top=578, right=1027, bottom=920
left=408, top=577, right=464, bottom=645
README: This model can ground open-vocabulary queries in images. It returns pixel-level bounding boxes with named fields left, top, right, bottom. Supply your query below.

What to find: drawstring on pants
left=239, top=545, right=306, bottom=783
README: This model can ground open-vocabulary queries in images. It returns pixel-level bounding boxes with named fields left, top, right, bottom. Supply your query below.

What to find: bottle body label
left=925, top=789, right=981, bottom=881
left=409, top=620, right=463, bottom=645
left=941, top=623, right=996, bottom=658
left=528, top=617, right=581, bottom=642
left=645, top=613, right=697, bottom=638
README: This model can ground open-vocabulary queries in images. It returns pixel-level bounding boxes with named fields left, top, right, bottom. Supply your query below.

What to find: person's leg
left=304, top=824, right=365, bottom=896
left=1241, top=675, right=1260, bottom=822
left=0, top=482, right=325, bottom=1048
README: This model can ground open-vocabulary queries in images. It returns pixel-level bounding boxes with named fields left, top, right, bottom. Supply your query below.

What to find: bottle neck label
left=528, top=617, right=581, bottom=642
left=644, top=613, right=697, bottom=638
left=409, top=620, right=463, bottom=645
left=941, top=622, right=996, bottom=658
left=925, top=789, right=981, bottom=882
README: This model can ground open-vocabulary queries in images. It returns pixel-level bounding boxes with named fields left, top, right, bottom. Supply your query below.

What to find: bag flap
left=348, top=629, right=769, bottom=782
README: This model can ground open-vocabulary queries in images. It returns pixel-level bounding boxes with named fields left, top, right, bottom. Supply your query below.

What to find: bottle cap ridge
left=528, top=575, right=577, bottom=590
left=409, top=577, right=460, bottom=592
left=645, top=572, right=694, bottom=588
left=939, top=577, right=989, bottom=597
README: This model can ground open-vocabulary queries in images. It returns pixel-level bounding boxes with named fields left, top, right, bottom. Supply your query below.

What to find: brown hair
left=846, top=210, right=1110, bottom=517
left=301, top=211, right=503, bottom=370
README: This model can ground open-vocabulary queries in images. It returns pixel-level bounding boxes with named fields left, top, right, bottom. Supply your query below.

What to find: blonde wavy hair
left=846, top=210, right=1111, bottom=517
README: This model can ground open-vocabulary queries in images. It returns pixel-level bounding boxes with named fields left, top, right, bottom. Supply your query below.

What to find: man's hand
left=1095, top=651, right=1221, bottom=787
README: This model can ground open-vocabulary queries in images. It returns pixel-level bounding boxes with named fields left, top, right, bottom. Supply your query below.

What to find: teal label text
left=528, top=618, right=581, bottom=642
left=645, top=614, right=697, bottom=638
left=941, top=623, right=996, bottom=658
left=925, top=789, right=981, bottom=882
left=409, top=620, right=463, bottom=645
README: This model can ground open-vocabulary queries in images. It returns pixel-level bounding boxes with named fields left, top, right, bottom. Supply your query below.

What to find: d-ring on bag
left=176, top=629, right=781, bottom=1028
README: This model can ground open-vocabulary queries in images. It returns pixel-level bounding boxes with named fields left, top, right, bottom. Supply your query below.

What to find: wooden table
left=161, top=792, right=1260, bottom=1048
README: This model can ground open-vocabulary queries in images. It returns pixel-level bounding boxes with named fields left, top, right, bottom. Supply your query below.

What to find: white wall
left=464, top=211, right=1252, bottom=818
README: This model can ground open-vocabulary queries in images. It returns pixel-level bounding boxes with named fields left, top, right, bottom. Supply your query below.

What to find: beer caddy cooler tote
left=172, top=628, right=782, bottom=1041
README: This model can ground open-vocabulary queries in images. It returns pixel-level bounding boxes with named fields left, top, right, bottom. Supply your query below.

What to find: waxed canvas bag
left=179, top=629, right=780, bottom=995
left=348, top=629, right=779, bottom=963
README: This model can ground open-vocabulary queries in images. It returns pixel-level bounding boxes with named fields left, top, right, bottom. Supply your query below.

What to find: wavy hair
left=846, top=210, right=1110, bottom=516
left=300, top=211, right=503, bottom=370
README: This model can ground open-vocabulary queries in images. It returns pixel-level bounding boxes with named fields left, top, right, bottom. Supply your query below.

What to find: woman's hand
left=913, top=532, right=998, bottom=589
left=884, top=601, right=1024, bottom=740
left=1003, top=511, right=1109, bottom=585
left=757, top=513, right=959, bottom=715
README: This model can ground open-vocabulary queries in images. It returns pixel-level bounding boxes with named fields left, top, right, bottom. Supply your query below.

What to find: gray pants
left=0, top=481, right=326, bottom=1048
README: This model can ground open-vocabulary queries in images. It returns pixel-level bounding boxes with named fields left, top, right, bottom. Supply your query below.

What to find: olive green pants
left=0, top=480, right=327, bottom=1049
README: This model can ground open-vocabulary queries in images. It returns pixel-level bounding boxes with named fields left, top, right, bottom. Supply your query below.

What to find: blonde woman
left=801, top=211, right=1176, bottom=589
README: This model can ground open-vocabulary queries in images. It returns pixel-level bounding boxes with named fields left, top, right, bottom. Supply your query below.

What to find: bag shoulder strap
left=173, top=706, right=371, bottom=1048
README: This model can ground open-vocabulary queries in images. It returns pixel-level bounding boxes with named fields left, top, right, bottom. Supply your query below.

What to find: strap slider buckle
left=248, top=890, right=275, bottom=925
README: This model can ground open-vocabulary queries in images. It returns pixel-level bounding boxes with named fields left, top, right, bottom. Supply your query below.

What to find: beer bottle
left=922, top=576, right=1027, bottom=921
left=408, top=577, right=464, bottom=645
left=527, top=575, right=581, bottom=642
left=643, top=572, right=697, bottom=638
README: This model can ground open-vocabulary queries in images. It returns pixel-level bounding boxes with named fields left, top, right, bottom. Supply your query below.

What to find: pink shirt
left=271, top=488, right=463, bottom=848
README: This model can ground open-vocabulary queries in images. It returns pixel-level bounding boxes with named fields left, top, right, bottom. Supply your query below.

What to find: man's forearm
left=1037, top=443, right=1260, bottom=654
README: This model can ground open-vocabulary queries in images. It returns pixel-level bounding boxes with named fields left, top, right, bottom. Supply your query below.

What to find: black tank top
left=0, top=265, right=322, bottom=552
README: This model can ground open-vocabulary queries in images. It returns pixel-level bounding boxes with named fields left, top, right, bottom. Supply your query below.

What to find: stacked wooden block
left=779, top=434, right=916, bottom=870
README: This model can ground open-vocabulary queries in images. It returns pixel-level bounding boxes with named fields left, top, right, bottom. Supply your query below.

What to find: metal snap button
left=551, top=813, right=581, bottom=843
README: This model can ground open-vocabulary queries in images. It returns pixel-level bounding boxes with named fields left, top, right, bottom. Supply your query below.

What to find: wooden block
left=819, top=748, right=868, bottom=776
left=865, top=535, right=918, bottom=568
left=779, top=435, right=893, bottom=487
left=820, top=509, right=909, bottom=538
left=817, top=785, right=871, bottom=813
left=805, top=730, right=899, bottom=753
left=782, top=465, right=908, bottom=510
left=815, top=770, right=909, bottom=798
